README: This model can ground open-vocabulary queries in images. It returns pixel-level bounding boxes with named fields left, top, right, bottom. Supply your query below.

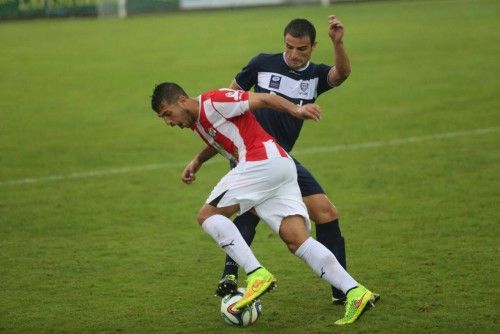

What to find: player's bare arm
left=248, top=92, right=321, bottom=121
left=181, top=145, right=217, bottom=184
left=327, top=15, right=351, bottom=87
left=229, top=80, right=242, bottom=90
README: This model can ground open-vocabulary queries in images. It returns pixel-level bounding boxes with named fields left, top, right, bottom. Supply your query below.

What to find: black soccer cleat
left=215, top=274, right=238, bottom=297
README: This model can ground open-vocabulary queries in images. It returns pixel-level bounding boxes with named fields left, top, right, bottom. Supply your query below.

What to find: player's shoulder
left=204, top=89, right=248, bottom=102
left=308, top=61, right=332, bottom=72
left=201, top=89, right=217, bottom=100
left=249, top=53, right=282, bottom=65
left=253, top=53, right=281, bottom=60
left=201, top=89, right=223, bottom=104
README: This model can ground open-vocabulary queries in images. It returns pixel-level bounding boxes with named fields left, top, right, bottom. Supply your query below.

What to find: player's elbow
left=342, top=70, right=351, bottom=81
left=229, top=80, right=241, bottom=90
left=336, top=70, right=351, bottom=85
left=329, top=70, right=350, bottom=87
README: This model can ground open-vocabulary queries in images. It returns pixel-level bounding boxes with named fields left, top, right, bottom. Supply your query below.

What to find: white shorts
left=206, top=156, right=310, bottom=234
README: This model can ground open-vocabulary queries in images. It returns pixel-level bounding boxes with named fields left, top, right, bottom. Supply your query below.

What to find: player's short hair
left=284, top=18, right=316, bottom=45
left=151, top=82, right=188, bottom=113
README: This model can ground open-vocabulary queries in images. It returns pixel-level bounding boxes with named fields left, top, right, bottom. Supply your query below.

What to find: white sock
left=295, top=237, right=358, bottom=294
left=202, top=214, right=261, bottom=274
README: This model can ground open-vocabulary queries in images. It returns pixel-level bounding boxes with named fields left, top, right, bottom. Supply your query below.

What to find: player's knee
left=280, top=231, right=303, bottom=253
left=279, top=215, right=310, bottom=253
left=197, top=206, right=214, bottom=225
left=284, top=242, right=296, bottom=253
left=329, top=204, right=339, bottom=220
left=312, top=202, right=338, bottom=224
left=285, top=241, right=301, bottom=254
left=197, top=212, right=207, bottom=226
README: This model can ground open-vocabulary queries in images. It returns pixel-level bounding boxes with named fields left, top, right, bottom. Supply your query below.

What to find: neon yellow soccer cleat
left=334, top=285, right=379, bottom=325
left=234, top=267, right=277, bottom=310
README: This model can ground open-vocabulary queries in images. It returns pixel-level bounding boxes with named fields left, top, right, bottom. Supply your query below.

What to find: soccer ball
left=220, top=288, right=262, bottom=327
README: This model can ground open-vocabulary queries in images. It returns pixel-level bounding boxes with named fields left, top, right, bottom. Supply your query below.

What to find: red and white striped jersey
left=191, top=89, right=287, bottom=163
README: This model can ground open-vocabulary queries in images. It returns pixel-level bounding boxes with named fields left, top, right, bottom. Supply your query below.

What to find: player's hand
left=181, top=159, right=201, bottom=184
left=293, top=104, right=321, bottom=121
left=328, top=15, right=344, bottom=44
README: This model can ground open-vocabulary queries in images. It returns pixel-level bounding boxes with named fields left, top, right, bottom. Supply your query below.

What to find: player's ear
left=177, top=95, right=187, bottom=105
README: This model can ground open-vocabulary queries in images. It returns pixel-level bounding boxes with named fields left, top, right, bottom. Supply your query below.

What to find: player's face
left=284, top=34, right=315, bottom=69
left=158, top=99, right=196, bottom=129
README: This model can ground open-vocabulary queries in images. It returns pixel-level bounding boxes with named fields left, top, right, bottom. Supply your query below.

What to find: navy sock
left=316, top=219, right=347, bottom=299
left=221, top=211, right=260, bottom=279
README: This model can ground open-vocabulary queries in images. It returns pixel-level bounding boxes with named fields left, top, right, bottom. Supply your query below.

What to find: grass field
left=1, top=0, right=499, bottom=332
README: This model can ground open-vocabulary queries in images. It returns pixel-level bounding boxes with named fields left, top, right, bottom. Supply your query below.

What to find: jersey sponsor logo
left=299, top=81, right=309, bottom=95
left=224, top=90, right=244, bottom=101
left=258, top=72, right=318, bottom=100
left=269, top=75, right=282, bottom=89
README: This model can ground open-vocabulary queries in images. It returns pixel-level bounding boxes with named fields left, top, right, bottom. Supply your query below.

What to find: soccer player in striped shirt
left=216, top=15, right=358, bottom=305
left=150, top=82, right=378, bottom=325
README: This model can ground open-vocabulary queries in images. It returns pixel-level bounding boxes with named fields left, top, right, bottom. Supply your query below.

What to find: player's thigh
left=255, top=181, right=310, bottom=235
left=294, top=157, right=325, bottom=197
left=293, top=158, right=338, bottom=223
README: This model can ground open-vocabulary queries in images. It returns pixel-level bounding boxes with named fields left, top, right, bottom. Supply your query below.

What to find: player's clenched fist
left=328, top=15, right=345, bottom=44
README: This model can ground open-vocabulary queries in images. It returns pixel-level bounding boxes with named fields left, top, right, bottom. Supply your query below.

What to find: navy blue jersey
left=234, top=53, right=334, bottom=152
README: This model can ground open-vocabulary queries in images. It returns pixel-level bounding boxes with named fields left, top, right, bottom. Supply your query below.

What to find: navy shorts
left=292, top=157, right=325, bottom=197
left=229, top=157, right=325, bottom=198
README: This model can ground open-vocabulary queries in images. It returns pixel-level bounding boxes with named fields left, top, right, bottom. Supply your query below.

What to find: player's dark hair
left=284, top=18, right=316, bottom=44
left=151, top=82, right=188, bottom=113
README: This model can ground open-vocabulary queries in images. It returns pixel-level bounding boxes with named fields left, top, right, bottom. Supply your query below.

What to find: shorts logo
left=208, top=128, right=217, bottom=137
left=269, top=75, right=282, bottom=89
left=299, top=81, right=309, bottom=95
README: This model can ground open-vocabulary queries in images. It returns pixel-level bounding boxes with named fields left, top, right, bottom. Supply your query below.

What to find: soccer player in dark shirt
left=214, top=15, right=368, bottom=305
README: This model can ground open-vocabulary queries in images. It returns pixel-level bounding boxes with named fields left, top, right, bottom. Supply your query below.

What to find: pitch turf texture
left=0, top=0, right=498, bottom=332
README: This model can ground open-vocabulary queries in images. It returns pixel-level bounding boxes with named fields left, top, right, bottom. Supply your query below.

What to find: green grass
left=1, top=0, right=499, bottom=332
